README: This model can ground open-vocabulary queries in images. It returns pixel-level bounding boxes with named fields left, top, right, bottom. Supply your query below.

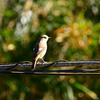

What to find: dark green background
left=0, top=0, right=100, bottom=99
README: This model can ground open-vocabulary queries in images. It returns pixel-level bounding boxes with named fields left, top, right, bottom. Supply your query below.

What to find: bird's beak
left=49, top=37, right=51, bottom=38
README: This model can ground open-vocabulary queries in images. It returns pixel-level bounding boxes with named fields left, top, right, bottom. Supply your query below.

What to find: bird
left=31, top=35, right=51, bottom=70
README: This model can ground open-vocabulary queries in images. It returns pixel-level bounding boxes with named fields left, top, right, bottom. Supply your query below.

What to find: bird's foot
left=42, top=61, right=47, bottom=64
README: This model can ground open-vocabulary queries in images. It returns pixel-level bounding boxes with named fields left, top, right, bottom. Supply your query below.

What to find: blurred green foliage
left=0, top=0, right=100, bottom=100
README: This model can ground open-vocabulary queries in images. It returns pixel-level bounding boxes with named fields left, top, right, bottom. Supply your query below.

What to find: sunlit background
left=0, top=0, right=100, bottom=99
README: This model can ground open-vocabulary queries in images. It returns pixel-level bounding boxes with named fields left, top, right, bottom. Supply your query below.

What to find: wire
left=0, top=69, right=100, bottom=75
left=0, top=60, right=100, bottom=75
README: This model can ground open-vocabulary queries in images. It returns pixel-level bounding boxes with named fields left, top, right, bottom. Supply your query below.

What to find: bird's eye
left=43, top=37, right=46, bottom=39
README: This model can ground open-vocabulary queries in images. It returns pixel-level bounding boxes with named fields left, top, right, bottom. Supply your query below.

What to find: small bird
left=31, top=35, right=50, bottom=70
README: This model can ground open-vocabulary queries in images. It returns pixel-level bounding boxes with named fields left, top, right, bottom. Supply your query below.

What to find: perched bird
left=31, top=35, right=50, bottom=70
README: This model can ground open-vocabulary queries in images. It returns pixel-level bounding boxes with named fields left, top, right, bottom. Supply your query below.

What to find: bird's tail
left=31, top=58, right=37, bottom=71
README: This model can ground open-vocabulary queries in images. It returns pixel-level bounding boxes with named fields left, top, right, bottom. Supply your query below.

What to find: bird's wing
left=33, top=46, right=46, bottom=58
